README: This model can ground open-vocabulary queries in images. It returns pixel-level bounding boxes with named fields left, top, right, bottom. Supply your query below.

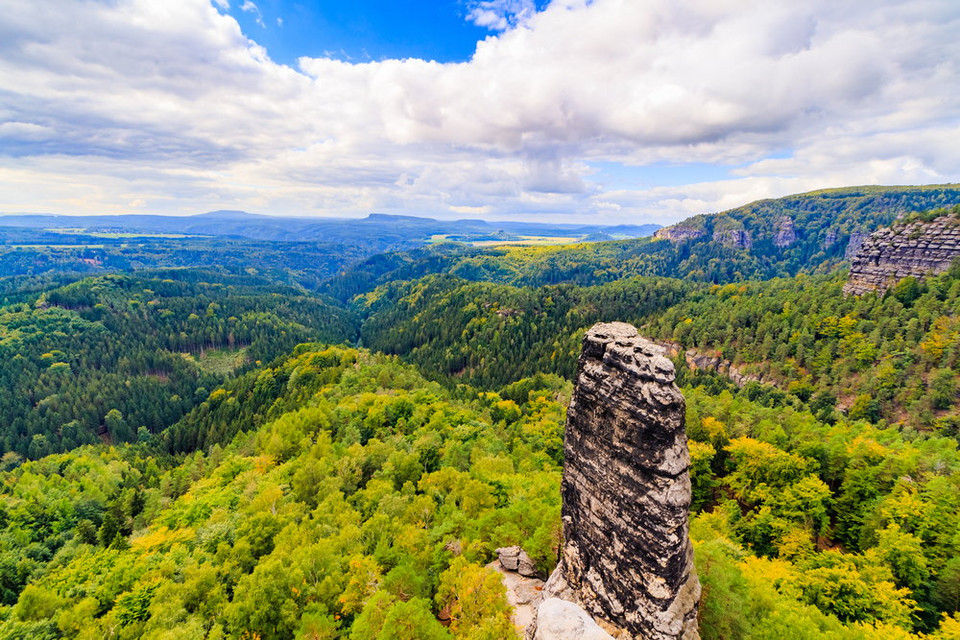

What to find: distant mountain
left=0, top=210, right=660, bottom=250
left=190, top=209, right=273, bottom=219
left=325, top=184, right=960, bottom=298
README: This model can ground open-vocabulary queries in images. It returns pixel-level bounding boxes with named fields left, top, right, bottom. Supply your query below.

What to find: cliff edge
left=533, top=322, right=700, bottom=640
left=845, top=210, right=960, bottom=295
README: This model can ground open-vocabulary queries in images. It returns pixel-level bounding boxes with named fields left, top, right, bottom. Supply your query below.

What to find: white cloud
left=240, top=0, right=264, bottom=27
left=0, top=0, right=957, bottom=222
left=0, top=122, right=55, bottom=141
left=466, top=0, right=537, bottom=31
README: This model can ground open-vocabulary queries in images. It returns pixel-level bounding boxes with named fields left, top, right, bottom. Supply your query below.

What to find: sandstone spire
left=538, top=322, right=700, bottom=640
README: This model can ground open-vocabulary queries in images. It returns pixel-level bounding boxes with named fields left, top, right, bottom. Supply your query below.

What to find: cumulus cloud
left=0, top=0, right=957, bottom=221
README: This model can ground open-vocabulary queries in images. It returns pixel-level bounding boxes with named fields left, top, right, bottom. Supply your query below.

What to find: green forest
left=0, top=190, right=958, bottom=639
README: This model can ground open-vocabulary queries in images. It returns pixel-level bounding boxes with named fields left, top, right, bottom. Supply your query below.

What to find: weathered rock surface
left=774, top=216, right=797, bottom=247
left=712, top=228, right=752, bottom=249
left=498, top=546, right=540, bottom=578
left=536, top=322, right=700, bottom=640
left=844, top=213, right=960, bottom=295
left=844, top=231, right=868, bottom=259
left=488, top=556, right=545, bottom=637
left=684, top=349, right=763, bottom=388
left=653, top=225, right=705, bottom=243
left=822, top=227, right=839, bottom=249
left=534, top=598, right=614, bottom=640
left=659, top=341, right=772, bottom=390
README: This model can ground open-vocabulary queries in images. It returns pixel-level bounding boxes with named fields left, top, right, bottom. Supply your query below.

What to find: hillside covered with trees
left=325, top=184, right=960, bottom=300
left=0, top=346, right=957, bottom=638
left=0, top=193, right=958, bottom=638
left=0, top=270, right=356, bottom=457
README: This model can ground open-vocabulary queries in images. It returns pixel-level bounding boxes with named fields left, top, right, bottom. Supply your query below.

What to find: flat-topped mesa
left=542, top=322, right=700, bottom=640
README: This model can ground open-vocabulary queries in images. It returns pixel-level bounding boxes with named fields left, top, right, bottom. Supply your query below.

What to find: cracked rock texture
left=845, top=213, right=960, bottom=295
left=538, top=322, right=700, bottom=640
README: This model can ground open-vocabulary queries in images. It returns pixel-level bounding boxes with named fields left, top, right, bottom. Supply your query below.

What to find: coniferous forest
left=0, top=190, right=959, bottom=639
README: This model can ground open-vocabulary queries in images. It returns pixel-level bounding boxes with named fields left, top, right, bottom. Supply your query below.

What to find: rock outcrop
left=712, top=228, right=752, bottom=249
left=535, top=322, right=700, bottom=640
left=683, top=349, right=763, bottom=388
left=844, top=231, right=868, bottom=259
left=822, top=227, right=838, bottom=249
left=653, top=225, right=705, bottom=243
left=497, top=546, right=540, bottom=579
left=773, top=217, right=797, bottom=247
left=844, top=213, right=960, bottom=295
left=658, top=341, right=772, bottom=389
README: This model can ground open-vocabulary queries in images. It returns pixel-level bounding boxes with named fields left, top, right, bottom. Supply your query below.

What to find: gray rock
left=537, top=322, right=701, bottom=640
left=534, top=598, right=615, bottom=640
left=844, top=213, right=960, bottom=295
left=497, top=546, right=540, bottom=578
left=823, top=227, right=839, bottom=248
left=712, top=228, right=752, bottom=249
left=844, top=231, right=868, bottom=259
left=653, top=226, right=705, bottom=243
left=684, top=349, right=762, bottom=389
left=488, top=559, right=544, bottom=636
left=774, top=217, right=797, bottom=247
left=498, top=545, right=523, bottom=571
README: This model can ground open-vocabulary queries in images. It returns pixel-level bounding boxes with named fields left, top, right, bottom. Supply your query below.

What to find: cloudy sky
left=0, top=0, right=958, bottom=224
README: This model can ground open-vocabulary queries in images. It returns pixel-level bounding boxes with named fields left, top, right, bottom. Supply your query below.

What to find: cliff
left=534, top=322, right=700, bottom=640
left=844, top=210, right=960, bottom=295
left=653, top=225, right=705, bottom=242
left=774, top=216, right=797, bottom=247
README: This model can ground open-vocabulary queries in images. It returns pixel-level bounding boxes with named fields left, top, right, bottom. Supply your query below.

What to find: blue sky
left=219, top=1, right=548, bottom=64
left=0, top=0, right=957, bottom=223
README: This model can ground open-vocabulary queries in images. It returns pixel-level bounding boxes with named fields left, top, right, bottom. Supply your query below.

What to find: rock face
left=822, top=227, right=839, bottom=249
left=653, top=225, right=705, bottom=243
left=538, top=322, right=700, bottom=640
left=684, top=350, right=762, bottom=388
left=774, top=217, right=797, bottom=247
left=844, top=231, right=869, bottom=259
left=844, top=213, right=960, bottom=295
left=712, top=228, right=752, bottom=249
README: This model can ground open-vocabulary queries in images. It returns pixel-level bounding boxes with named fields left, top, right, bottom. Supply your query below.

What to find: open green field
left=47, top=228, right=207, bottom=239
left=5, top=244, right=106, bottom=249
left=181, top=347, right=249, bottom=375
left=429, top=233, right=582, bottom=246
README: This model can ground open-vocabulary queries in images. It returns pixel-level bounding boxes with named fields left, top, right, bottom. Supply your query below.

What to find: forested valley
left=0, top=190, right=959, bottom=639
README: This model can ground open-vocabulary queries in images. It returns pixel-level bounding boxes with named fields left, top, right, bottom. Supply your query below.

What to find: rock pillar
left=542, top=322, right=700, bottom=640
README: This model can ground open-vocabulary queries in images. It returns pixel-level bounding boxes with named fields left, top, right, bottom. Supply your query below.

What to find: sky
left=0, top=0, right=958, bottom=225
